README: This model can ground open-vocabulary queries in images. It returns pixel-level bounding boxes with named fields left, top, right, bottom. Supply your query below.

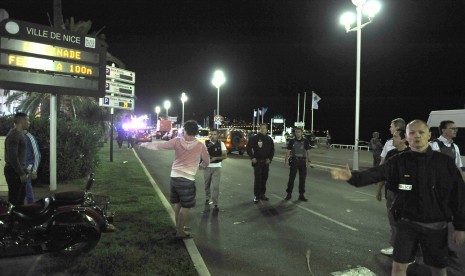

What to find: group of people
left=139, top=117, right=465, bottom=275
left=140, top=121, right=314, bottom=239
left=332, top=118, right=465, bottom=276
left=4, top=112, right=41, bottom=206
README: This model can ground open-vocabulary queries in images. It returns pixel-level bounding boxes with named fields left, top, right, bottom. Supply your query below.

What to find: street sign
left=214, top=115, right=223, bottom=124
left=105, top=66, right=135, bottom=84
left=0, top=19, right=106, bottom=97
left=294, top=122, right=305, bottom=127
left=105, top=80, right=135, bottom=97
left=273, top=118, right=284, bottom=124
left=99, top=96, right=134, bottom=110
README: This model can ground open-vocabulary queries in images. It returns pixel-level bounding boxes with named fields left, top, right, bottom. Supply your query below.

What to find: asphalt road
left=136, top=142, right=465, bottom=276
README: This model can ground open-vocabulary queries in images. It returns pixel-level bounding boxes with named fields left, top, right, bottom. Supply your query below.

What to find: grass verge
left=36, top=142, right=197, bottom=276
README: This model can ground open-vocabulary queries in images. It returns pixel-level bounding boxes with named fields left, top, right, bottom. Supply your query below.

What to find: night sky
left=2, top=0, right=465, bottom=144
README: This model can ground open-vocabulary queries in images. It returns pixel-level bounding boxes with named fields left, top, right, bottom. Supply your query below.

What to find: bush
left=32, top=117, right=103, bottom=182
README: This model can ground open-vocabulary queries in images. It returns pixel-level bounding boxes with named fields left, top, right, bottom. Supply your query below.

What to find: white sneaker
left=380, top=246, right=394, bottom=256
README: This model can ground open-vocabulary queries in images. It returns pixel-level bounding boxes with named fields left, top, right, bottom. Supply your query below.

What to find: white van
left=427, top=109, right=465, bottom=160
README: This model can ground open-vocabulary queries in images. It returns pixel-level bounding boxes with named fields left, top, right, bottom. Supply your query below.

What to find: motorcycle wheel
left=49, top=216, right=101, bottom=255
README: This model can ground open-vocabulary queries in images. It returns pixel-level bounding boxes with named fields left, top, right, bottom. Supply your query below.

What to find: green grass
left=36, top=142, right=197, bottom=276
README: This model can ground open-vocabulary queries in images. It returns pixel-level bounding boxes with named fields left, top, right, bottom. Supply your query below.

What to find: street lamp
left=163, top=100, right=171, bottom=118
left=180, top=92, right=188, bottom=126
left=340, top=0, right=380, bottom=170
left=211, top=70, right=226, bottom=128
left=155, top=105, right=161, bottom=123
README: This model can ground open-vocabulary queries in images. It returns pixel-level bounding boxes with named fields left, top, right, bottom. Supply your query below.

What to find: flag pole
left=303, top=91, right=307, bottom=126
left=311, top=91, right=314, bottom=132
left=297, top=93, right=300, bottom=123
left=252, top=109, right=255, bottom=132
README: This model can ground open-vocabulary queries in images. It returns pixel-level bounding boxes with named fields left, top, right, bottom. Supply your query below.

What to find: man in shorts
left=140, top=120, right=210, bottom=238
left=331, top=120, right=465, bottom=276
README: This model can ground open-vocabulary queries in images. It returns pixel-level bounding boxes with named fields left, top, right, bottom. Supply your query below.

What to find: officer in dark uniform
left=284, top=127, right=312, bottom=201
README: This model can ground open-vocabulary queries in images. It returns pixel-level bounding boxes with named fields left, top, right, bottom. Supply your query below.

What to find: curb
left=133, top=149, right=211, bottom=276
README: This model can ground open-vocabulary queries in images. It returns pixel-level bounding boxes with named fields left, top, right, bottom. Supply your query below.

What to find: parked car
left=162, top=129, right=178, bottom=140
left=217, top=128, right=248, bottom=155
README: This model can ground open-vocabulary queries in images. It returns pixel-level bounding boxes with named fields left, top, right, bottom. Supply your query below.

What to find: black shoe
left=284, top=193, right=291, bottom=200
left=260, top=195, right=269, bottom=201
left=298, top=195, right=308, bottom=201
left=254, top=197, right=259, bottom=204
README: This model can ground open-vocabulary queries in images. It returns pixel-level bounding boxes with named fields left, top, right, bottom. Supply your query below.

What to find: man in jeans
left=284, top=127, right=312, bottom=201
left=204, top=129, right=227, bottom=210
left=140, top=120, right=210, bottom=239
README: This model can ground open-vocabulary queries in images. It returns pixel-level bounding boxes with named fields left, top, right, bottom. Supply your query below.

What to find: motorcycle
left=0, top=173, right=114, bottom=257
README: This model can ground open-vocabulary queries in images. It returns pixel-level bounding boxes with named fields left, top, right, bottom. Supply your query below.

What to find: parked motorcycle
left=0, top=173, right=114, bottom=257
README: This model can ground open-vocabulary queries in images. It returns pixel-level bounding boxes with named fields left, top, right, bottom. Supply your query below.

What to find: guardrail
left=330, top=144, right=370, bottom=151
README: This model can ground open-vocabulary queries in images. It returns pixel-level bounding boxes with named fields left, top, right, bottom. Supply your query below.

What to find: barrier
left=330, top=144, right=370, bottom=151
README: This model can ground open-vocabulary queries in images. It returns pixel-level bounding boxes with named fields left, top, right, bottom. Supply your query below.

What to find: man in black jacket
left=331, top=120, right=465, bottom=276
left=4, top=112, right=30, bottom=206
left=247, top=124, right=274, bottom=204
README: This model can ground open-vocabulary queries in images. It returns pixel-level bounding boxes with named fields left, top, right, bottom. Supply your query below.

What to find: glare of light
left=181, top=92, right=188, bottom=103
left=122, top=115, right=148, bottom=130
left=363, top=1, right=381, bottom=18
left=340, top=12, right=356, bottom=27
left=155, top=106, right=161, bottom=114
left=211, top=70, right=226, bottom=88
left=163, top=100, right=171, bottom=109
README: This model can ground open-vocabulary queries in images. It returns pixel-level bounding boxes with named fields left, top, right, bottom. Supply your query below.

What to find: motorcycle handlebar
left=85, top=173, right=95, bottom=191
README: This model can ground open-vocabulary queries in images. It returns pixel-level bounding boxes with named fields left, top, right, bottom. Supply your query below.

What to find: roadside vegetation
left=35, top=142, right=197, bottom=276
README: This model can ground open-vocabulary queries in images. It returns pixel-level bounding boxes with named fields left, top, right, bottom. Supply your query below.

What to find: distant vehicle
left=162, top=129, right=178, bottom=141
left=427, top=109, right=465, bottom=154
left=217, top=128, right=248, bottom=155
left=196, top=128, right=210, bottom=144
left=135, top=128, right=153, bottom=143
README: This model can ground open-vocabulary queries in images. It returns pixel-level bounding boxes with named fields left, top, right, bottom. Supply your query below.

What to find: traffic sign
left=273, top=118, right=284, bottom=124
left=105, top=80, right=135, bottom=97
left=105, top=66, right=135, bottom=84
left=99, top=96, right=134, bottom=110
left=294, top=122, right=305, bottom=127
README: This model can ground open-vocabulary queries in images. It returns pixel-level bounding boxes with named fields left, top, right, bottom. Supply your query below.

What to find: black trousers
left=286, top=159, right=307, bottom=195
left=253, top=161, right=269, bottom=197
left=4, top=166, right=26, bottom=206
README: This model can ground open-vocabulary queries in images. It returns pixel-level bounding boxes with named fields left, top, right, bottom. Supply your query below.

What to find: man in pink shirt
left=140, top=120, right=210, bottom=238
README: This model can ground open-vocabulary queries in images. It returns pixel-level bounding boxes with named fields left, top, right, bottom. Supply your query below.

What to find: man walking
left=140, top=120, right=210, bottom=238
left=24, top=130, right=41, bottom=204
left=4, top=112, right=30, bottom=206
left=247, top=124, right=274, bottom=204
left=331, top=120, right=465, bottom=276
left=204, top=129, right=227, bottom=210
left=284, top=127, right=311, bottom=201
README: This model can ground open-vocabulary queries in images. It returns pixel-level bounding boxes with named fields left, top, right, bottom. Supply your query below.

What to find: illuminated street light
left=180, top=92, right=188, bottom=126
left=163, top=100, right=171, bottom=118
left=155, top=105, right=161, bottom=123
left=211, top=70, right=226, bottom=128
left=340, top=0, right=380, bottom=170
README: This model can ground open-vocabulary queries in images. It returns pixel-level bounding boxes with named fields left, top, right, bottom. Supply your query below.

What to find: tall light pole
left=164, top=100, right=171, bottom=118
left=211, top=70, right=226, bottom=128
left=340, top=0, right=380, bottom=170
left=155, top=105, right=161, bottom=124
left=180, top=92, right=188, bottom=126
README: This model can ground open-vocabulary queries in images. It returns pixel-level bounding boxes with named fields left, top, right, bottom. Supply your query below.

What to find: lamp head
left=181, top=92, right=188, bottom=103
left=163, top=100, right=171, bottom=109
left=155, top=106, right=161, bottom=114
left=212, top=70, right=226, bottom=88
left=363, top=1, right=381, bottom=18
left=340, top=12, right=355, bottom=31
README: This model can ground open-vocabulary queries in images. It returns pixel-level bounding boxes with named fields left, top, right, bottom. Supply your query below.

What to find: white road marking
left=330, top=266, right=376, bottom=275
left=354, top=191, right=376, bottom=198
left=270, top=194, right=358, bottom=231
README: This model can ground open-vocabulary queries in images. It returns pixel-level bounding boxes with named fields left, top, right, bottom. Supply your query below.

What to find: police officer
left=284, top=127, right=312, bottom=201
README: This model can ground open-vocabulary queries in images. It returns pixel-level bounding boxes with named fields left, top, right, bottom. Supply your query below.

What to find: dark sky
left=2, top=0, right=465, bottom=144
